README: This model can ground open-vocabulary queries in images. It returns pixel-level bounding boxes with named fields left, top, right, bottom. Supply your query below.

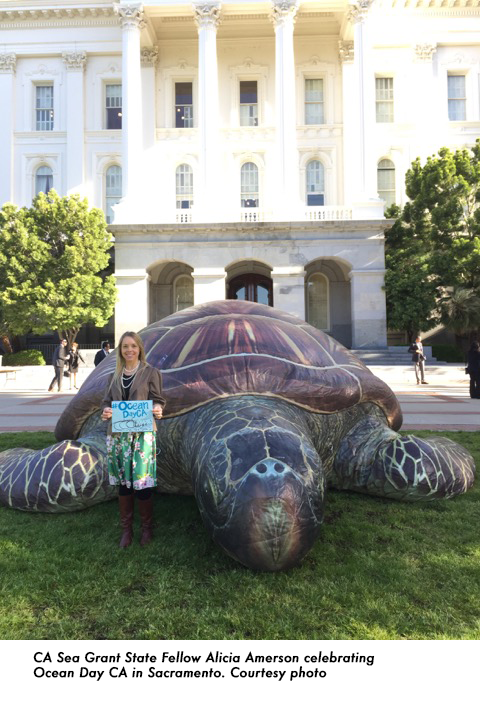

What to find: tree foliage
left=385, top=140, right=480, bottom=341
left=0, top=191, right=117, bottom=345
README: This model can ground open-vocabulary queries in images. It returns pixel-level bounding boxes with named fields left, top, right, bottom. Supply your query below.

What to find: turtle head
left=190, top=396, right=325, bottom=571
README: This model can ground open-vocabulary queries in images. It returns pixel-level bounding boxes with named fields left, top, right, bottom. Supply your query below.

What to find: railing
left=305, top=206, right=353, bottom=221
left=240, top=208, right=263, bottom=223
left=167, top=206, right=354, bottom=225
left=175, top=209, right=193, bottom=224
left=26, top=343, right=100, bottom=364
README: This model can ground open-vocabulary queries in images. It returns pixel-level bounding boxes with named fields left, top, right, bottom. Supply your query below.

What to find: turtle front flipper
left=333, top=417, right=475, bottom=501
left=0, top=431, right=115, bottom=512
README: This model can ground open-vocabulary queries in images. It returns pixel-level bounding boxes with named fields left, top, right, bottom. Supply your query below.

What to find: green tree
left=440, top=287, right=480, bottom=348
left=0, top=192, right=117, bottom=346
left=384, top=140, right=480, bottom=341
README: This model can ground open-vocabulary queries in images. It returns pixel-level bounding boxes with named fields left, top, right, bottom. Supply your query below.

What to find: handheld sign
left=112, top=400, right=154, bottom=433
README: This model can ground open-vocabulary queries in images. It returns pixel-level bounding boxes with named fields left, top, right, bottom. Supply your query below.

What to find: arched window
left=174, top=274, right=194, bottom=312
left=306, top=160, right=324, bottom=206
left=377, top=159, right=396, bottom=209
left=176, top=164, right=194, bottom=209
left=240, top=162, right=259, bottom=208
left=307, top=273, right=329, bottom=330
left=105, top=165, right=122, bottom=224
left=35, top=166, right=53, bottom=196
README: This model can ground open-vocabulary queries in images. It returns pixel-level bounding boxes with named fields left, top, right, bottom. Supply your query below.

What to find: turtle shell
left=56, top=300, right=402, bottom=441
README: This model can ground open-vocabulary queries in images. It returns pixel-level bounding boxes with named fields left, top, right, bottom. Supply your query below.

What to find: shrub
left=3, top=350, right=45, bottom=366
left=431, top=344, right=464, bottom=363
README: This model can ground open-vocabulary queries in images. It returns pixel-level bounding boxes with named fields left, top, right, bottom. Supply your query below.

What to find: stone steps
left=351, top=346, right=446, bottom=366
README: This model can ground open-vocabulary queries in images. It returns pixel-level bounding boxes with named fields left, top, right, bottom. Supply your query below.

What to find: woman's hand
left=102, top=407, right=113, bottom=421
left=153, top=404, right=163, bottom=420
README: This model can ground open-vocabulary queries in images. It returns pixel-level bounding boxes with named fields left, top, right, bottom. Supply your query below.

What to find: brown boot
left=118, top=494, right=134, bottom=548
left=138, top=496, right=154, bottom=546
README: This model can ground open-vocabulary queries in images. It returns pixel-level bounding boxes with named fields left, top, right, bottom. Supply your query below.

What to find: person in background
left=101, top=331, right=165, bottom=548
left=94, top=340, right=111, bottom=367
left=408, top=335, right=428, bottom=385
left=48, top=339, right=70, bottom=392
left=466, top=341, right=480, bottom=399
left=68, top=342, right=85, bottom=390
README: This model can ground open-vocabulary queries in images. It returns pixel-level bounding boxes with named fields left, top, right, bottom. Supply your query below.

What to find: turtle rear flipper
left=0, top=437, right=115, bottom=512
left=333, top=417, right=475, bottom=500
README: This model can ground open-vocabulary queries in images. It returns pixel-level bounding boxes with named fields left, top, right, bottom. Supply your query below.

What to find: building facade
left=1, top=0, right=479, bottom=347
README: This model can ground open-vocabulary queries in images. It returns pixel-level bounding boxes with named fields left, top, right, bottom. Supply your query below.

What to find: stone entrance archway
left=148, top=261, right=194, bottom=324
left=225, top=260, right=273, bottom=305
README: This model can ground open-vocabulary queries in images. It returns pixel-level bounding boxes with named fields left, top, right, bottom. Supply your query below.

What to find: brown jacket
left=102, top=362, right=166, bottom=434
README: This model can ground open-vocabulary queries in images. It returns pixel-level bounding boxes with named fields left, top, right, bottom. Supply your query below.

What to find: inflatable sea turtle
left=0, top=301, right=475, bottom=570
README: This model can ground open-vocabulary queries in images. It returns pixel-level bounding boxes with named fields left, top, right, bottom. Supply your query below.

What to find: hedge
left=431, top=344, right=465, bottom=363
left=2, top=350, right=46, bottom=366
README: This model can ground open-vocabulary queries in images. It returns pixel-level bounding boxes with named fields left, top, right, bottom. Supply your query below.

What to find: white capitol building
left=1, top=0, right=479, bottom=347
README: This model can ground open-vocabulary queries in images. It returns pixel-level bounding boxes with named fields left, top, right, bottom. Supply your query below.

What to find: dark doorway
left=228, top=273, right=273, bottom=306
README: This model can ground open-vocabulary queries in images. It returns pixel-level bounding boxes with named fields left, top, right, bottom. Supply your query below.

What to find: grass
left=0, top=430, right=479, bottom=640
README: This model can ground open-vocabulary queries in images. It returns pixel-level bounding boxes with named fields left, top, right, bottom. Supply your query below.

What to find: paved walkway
left=0, top=367, right=478, bottom=433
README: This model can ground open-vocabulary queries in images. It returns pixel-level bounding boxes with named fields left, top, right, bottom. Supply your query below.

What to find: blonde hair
left=110, top=331, right=147, bottom=392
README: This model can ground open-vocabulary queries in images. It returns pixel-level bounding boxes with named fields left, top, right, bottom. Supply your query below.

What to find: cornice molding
left=0, top=6, right=117, bottom=29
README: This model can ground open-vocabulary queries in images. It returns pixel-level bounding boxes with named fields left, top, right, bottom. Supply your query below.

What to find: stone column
left=339, top=41, right=355, bottom=207
left=114, top=3, right=145, bottom=203
left=115, top=272, right=150, bottom=344
left=349, top=269, right=387, bottom=349
left=193, top=2, right=222, bottom=222
left=413, top=44, right=437, bottom=162
left=141, top=47, right=158, bottom=151
left=0, top=54, right=16, bottom=206
left=62, top=51, right=87, bottom=197
left=271, top=0, right=300, bottom=220
left=348, top=1, right=383, bottom=218
left=192, top=268, right=226, bottom=304
left=271, top=267, right=305, bottom=319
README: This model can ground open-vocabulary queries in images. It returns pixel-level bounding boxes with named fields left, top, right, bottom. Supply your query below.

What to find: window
left=174, top=275, right=194, bottom=312
left=448, top=75, right=466, bottom=121
left=377, top=159, right=395, bottom=209
left=239, top=81, right=258, bottom=126
left=106, top=84, right=122, bottom=129
left=240, top=162, right=259, bottom=207
left=35, top=166, right=53, bottom=196
left=305, top=79, right=324, bottom=125
left=176, top=164, right=193, bottom=209
left=375, top=77, right=394, bottom=123
left=306, top=160, right=324, bottom=206
left=35, top=85, right=54, bottom=131
left=307, top=273, right=329, bottom=330
left=105, top=165, right=122, bottom=224
left=175, top=83, right=193, bottom=128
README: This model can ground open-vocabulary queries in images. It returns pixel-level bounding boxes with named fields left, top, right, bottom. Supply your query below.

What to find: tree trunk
left=0, top=335, right=12, bottom=354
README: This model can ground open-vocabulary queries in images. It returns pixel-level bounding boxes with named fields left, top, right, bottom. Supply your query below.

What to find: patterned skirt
left=106, top=431, right=157, bottom=491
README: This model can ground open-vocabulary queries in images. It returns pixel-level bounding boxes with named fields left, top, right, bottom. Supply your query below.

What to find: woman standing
left=466, top=341, right=480, bottom=399
left=68, top=342, right=85, bottom=390
left=101, top=331, right=165, bottom=547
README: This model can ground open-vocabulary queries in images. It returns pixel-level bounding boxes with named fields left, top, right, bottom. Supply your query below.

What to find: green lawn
left=0, top=430, right=479, bottom=640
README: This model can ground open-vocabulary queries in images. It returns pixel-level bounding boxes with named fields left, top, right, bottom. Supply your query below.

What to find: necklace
left=123, top=362, right=140, bottom=376
left=121, top=366, right=139, bottom=389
